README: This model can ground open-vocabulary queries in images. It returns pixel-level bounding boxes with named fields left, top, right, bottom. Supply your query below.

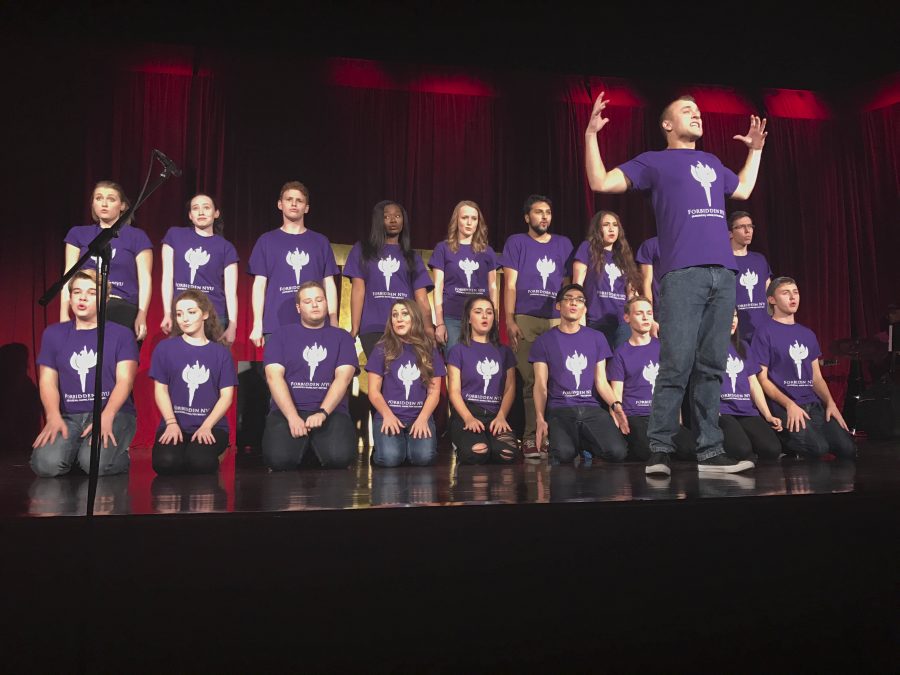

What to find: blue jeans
left=443, top=317, right=463, bottom=354
left=648, top=266, right=736, bottom=460
left=30, top=411, right=135, bottom=477
left=372, top=415, right=437, bottom=467
left=768, top=401, right=856, bottom=459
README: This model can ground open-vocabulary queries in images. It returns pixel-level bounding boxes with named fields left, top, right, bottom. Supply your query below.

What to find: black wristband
left=611, top=401, right=623, bottom=410
left=316, top=408, right=329, bottom=418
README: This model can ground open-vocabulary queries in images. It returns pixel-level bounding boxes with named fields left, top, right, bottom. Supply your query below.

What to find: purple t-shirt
left=366, top=343, right=446, bottom=423
left=500, top=233, right=574, bottom=319
left=149, top=337, right=238, bottom=432
left=619, top=150, right=739, bottom=279
left=574, top=241, right=627, bottom=326
left=36, top=321, right=139, bottom=416
left=162, top=227, right=239, bottom=320
left=607, top=338, right=660, bottom=418
left=734, top=251, right=772, bottom=343
left=264, top=324, right=359, bottom=415
left=429, top=242, right=499, bottom=319
left=635, top=236, right=661, bottom=304
left=446, top=340, right=516, bottom=414
left=248, top=228, right=339, bottom=334
left=750, top=319, right=821, bottom=406
left=65, top=224, right=153, bottom=305
left=529, top=326, right=611, bottom=409
left=343, top=243, right=434, bottom=335
left=720, top=341, right=761, bottom=417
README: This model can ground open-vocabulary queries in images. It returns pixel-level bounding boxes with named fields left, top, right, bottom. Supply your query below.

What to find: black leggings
left=263, top=409, right=357, bottom=470
left=359, top=332, right=383, bottom=359
left=719, top=414, right=783, bottom=460
left=450, top=404, right=518, bottom=465
left=152, top=426, right=229, bottom=475
left=624, top=415, right=695, bottom=462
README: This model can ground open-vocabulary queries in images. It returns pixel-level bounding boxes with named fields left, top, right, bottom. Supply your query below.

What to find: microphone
left=153, top=149, right=183, bottom=177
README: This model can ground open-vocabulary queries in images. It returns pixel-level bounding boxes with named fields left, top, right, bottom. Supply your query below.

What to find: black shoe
left=646, top=452, right=671, bottom=476
left=698, top=454, right=755, bottom=474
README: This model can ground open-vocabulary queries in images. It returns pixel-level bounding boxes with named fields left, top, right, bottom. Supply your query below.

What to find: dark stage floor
left=2, top=438, right=898, bottom=674
left=0, top=438, right=897, bottom=517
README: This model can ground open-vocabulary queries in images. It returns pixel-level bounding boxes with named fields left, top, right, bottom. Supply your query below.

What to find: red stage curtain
left=2, top=46, right=897, bottom=448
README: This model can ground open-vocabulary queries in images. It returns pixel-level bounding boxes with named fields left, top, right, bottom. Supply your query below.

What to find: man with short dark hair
left=262, top=280, right=359, bottom=470
left=531, top=283, right=628, bottom=465
left=585, top=92, right=768, bottom=474
left=752, top=277, right=856, bottom=459
left=729, top=211, right=772, bottom=344
left=501, top=195, right=574, bottom=458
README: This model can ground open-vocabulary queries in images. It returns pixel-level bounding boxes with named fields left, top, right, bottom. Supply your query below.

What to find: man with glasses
left=730, top=211, right=772, bottom=344
left=530, top=283, right=628, bottom=464
left=501, top=195, right=574, bottom=458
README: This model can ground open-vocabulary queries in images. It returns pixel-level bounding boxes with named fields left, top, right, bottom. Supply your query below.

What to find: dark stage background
left=2, top=42, right=898, bottom=448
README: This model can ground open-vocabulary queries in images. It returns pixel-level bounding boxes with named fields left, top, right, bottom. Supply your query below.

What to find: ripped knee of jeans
left=472, top=443, right=488, bottom=454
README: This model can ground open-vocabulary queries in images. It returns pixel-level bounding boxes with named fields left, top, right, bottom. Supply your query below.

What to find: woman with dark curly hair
left=572, top=210, right=642, bottom=350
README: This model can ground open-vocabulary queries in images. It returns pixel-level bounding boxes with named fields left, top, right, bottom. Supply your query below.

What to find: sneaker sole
left=698, top=460, right=755, bottom=474
left=645, top=463, right=671, bottom=476
left=523, top=450, right=541, bottom=459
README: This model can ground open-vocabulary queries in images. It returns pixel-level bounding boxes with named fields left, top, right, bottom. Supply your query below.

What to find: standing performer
left=572, top=210, right=642, bottom=350
left=344, top=201, right=434, bottom=357
left=160, top=194, right=239, bottom=345
left=729, top=210, right=772, bottom=344
left=150, top=290, right=237, bottom=475
left=501, top=195, right=574, bottom=458
left=61, top=181, right=153, bottom=341
left=430, top=201, right=500, bottom=353
left=248, top=181, right=339, bottom=347
left=32, top=269, right=139, bottom=477
left=585, top=91, right=767, bottom=474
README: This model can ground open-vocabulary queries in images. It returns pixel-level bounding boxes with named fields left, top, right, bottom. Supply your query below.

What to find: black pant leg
left=737, top=415, right=783, bottom=460
left=262, top=409, right=309, bottom=470
left=308, top=412, right=357, bottom=469
left=624, top=415, right=652, bottom=461
left=184, top=428, right=230, bottom=474
left=720, top=414, right=754, bottom=460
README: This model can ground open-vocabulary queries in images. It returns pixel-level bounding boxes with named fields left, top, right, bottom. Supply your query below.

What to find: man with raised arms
left=585, top=91, right=768, bottom=474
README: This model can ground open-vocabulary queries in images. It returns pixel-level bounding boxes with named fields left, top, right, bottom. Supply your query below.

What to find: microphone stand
left=39, top=154, right=180, bottom=516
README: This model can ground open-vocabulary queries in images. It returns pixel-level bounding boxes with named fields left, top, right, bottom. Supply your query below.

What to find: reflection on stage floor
left=2, top=438, right=894, bottom=518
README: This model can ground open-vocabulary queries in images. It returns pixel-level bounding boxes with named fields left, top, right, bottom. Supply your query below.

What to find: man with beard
left=501, top=195, right=574, bottom=458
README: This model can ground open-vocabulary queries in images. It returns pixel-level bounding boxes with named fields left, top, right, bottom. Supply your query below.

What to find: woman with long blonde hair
left=430, top=200, right=499, bottom=352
